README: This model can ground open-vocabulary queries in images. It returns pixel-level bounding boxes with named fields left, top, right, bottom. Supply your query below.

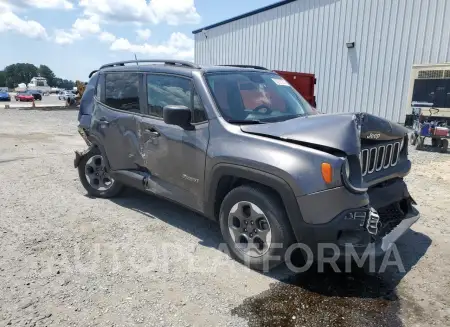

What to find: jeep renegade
left=74, top=60, right=420, bottom=271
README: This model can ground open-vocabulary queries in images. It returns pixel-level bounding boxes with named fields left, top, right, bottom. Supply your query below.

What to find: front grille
left=360, top=141, right=401, bottom=176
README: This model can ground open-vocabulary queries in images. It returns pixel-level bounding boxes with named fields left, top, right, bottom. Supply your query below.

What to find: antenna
left=134, top=54, right=139, bottom=66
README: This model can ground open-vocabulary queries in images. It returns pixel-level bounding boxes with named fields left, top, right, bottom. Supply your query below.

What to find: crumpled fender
left=73, top=145, right=94, bottom=168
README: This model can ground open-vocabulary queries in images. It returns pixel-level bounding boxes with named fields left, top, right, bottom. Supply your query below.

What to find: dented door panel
left=91, top=102, right=141, bottom=171
left=135, top=117, right=209, bottom=212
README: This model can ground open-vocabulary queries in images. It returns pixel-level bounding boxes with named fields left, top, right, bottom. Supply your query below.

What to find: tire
left=431, top=138, right=439, bottom=148
left=219, top=184, right=295, bottom=271
left=441, top=139, right=448, bottom=153
left=78, top=148, right=123, bottom=198
left=416, top=137, right=424, bottom=150
left=410, top=133, right=417, bottom=146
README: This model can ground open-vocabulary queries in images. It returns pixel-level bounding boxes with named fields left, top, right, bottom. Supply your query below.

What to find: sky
left=0, top=0, right=277, bottom=81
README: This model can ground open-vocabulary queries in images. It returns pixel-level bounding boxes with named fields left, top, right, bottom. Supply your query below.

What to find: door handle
left=98, top=117, right=110, bottom=126
left=144, top=128, right=160, bottom=137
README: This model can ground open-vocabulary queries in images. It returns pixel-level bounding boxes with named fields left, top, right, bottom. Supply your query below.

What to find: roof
left=200, top=65, right=274, bottom=73
left=95, top=61, right=273, bottom=76
left=101, top=64, right=196, bottom=77
left=192, top=0, right=297, bottom=34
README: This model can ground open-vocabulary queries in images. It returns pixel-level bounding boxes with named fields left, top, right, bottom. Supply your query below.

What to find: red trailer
left=274, top=70, right=316, bottom=107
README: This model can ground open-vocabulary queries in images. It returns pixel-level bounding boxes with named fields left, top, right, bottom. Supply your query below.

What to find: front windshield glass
left=205, top=71, right=315, bottom=123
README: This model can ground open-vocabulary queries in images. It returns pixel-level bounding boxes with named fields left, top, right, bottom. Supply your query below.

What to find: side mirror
left=163, top=105, right=194, bottom=129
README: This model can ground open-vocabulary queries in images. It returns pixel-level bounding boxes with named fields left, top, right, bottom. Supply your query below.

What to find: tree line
left=0, top=63, right=78, bottom=90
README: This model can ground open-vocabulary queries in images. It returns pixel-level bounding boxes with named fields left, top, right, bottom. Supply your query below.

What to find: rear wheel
left=416, top=137, right=425, bottom=150
left=78, top=149, right=123, bottom=198
left=441, top=139, right=448, bottom=153
left=219, top=184, right=294, bottom=271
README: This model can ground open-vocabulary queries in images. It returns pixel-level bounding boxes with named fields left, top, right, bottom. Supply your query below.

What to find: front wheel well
left=213, top=175, right=286, bottom=221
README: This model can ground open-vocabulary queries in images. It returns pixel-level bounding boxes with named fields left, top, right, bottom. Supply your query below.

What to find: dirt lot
left=0, top=109, right=449, bottom=327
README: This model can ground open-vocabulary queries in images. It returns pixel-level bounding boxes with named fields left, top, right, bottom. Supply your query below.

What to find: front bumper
left=295, top=178, right=420, bottom=259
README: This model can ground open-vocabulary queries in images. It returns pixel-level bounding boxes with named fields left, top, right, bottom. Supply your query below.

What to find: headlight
left=341, top=156, right=368, bottom=194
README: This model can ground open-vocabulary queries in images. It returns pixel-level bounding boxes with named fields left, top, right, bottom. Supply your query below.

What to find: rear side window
left=104, top=73, right=140, bottom=113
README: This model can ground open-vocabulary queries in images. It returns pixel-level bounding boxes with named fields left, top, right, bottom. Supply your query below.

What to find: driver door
left=137, top=73, right=209, bottom=212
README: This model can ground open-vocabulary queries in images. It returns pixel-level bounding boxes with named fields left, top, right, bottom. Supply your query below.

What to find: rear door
left=90, top=71, right=143, bottom=171
left=137, top=73, right=209, bottom=211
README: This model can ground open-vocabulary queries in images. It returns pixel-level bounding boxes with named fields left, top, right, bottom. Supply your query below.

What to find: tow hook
left=366, top=207, right=380, bottom=235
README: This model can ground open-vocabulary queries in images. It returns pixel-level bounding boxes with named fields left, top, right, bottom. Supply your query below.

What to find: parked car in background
left=0, top=91, right=10, bottom=101
left=59, top=90, right=75, bottom=101
left=27, top=90, right=43, bottom=100
left=15, top=92, right=35, bottom=102
left=15, top=91, right=26, bottom=101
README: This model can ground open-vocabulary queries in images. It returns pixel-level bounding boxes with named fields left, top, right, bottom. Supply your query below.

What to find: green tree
left=3, top=62, right=75, bottom=89
left=53, top=77, right=75, bottom=89
left=0, top=71, right=5, bottom=87
left=38, top=64, right=56, bottom=86
left=4, top=63, right=39, bottom=88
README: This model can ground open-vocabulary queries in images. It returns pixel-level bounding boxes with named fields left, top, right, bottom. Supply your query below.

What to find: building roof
left=192, top=0, right=297, bottom=34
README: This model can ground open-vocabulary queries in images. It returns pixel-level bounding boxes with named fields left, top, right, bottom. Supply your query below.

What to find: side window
left=104, top=73, right=140, bottom=113
left=147, top=74, right=207, bottom=123
left=147, top=74, right=190, bottom=118
left=95, top=74, right=102, bottom=99
left=192, top=90, right=207, bottom=123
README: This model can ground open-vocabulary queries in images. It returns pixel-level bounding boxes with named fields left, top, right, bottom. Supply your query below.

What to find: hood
left=0, top=92, right=9, bottom=96
left=240, top=113, right=409, bottom=155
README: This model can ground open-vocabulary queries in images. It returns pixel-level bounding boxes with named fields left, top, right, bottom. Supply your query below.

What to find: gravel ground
left=0, top=109, right=449, bottom=327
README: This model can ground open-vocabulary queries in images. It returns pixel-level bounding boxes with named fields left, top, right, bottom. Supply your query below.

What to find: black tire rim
left=228, top=201, right=272, bottom=258
left=84, top=155, right=114, bottom=191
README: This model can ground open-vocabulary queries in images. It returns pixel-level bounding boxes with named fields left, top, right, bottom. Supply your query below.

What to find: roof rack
left=99, top=59, right=200, bottom=70
left=219, top=64, right=269, bottom=70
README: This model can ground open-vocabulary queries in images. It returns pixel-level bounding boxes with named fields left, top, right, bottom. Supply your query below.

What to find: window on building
left=147, top=74, right=207, bottom=123
left=412, top=79, right=450, bottom=108
left=104, top=73, right=140, bottom=113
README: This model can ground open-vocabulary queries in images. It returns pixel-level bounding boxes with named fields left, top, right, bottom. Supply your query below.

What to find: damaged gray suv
left=75, top=60, right=420, bottom=271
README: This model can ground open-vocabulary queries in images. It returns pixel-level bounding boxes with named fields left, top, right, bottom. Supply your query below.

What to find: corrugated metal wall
left=194, top=0, right=450, bottom=122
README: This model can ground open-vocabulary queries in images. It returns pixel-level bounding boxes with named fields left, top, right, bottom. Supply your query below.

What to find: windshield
left=205, top=71, right=315, bottom=123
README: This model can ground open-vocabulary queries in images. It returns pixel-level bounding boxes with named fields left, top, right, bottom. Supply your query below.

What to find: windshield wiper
left=227, top=119, right=265, bottom=124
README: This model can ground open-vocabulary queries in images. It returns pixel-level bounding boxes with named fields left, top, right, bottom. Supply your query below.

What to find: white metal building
left=193, top=0, right=450, bottom=123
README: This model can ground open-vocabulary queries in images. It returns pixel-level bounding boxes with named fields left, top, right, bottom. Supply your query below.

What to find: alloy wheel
left=84, top=155, right=114, bottom=191
left=228, top=201, right=272, bottom=258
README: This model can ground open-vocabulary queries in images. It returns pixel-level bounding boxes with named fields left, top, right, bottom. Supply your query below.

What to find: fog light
left=344, top=211, right=367, bottom=227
